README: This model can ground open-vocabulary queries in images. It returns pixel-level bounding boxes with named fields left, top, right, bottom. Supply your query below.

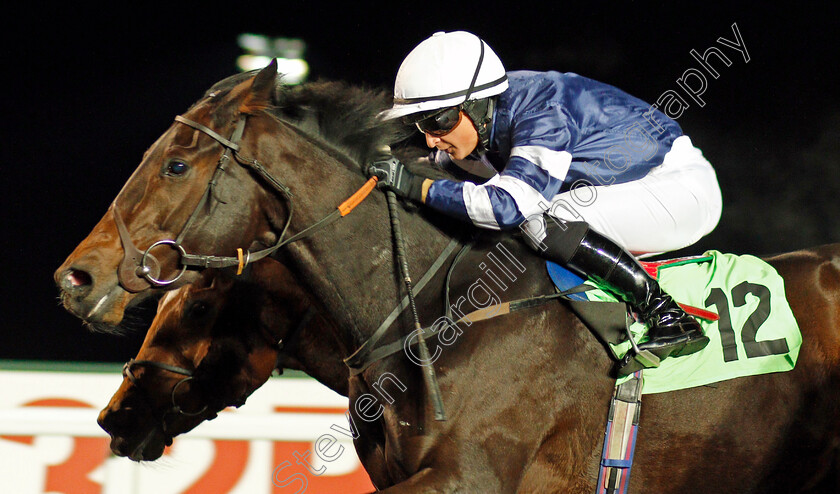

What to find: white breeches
left=524, top=136, right=722, bottom=256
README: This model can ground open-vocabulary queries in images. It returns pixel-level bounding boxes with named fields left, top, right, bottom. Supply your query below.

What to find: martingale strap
left=597, top=370, right=643, bottom=494
left=344, top=238, right=462, bottom=374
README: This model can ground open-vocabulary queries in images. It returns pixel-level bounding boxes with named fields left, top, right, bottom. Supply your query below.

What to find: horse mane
left=200, top=69, right=479, bottom=240
left=200, top=69, right=448, bottom=176
left=198, top=70, right=407, bottom=166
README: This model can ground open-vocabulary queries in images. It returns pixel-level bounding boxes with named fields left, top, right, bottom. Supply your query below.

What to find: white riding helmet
left=382, top=31, right=509, bottom=121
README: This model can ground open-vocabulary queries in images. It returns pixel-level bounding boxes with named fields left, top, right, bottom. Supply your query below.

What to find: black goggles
left=407, top=106, right=463, bottom=137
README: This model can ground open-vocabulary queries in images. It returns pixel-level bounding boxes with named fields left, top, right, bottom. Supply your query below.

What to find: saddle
left=346, top=242, right=802, bottom=494
left=549, top=251, right=801, bottom=394
left=546, top=258, right=720, bottom=366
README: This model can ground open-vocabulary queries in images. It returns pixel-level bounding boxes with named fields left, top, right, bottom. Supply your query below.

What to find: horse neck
left=279, top=308, right=353, bottom=396
left=246, top=259, right=351, bottom=395
left=252, top=118, right=459, bottom=353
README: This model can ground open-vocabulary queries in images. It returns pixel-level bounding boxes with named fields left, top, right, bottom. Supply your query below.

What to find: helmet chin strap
left=461, top=38, right=495, bottom=154
left=463, top=96, right=496, bottom=154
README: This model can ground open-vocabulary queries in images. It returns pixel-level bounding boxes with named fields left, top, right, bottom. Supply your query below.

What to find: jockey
left=371, top=31, right=722, bottom=374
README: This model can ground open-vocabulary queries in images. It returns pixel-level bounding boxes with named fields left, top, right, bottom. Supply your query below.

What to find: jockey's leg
left=531, top=220, right=709, bottom=374
left=544, top=135, right=722, bottom=256
left=517, top=136, right=720, bottom=373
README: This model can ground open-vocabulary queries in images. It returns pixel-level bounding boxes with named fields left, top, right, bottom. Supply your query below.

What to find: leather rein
left=111, top=110, right=391, bottom=424
left=112, top=112, right=378, bottom=293
left=111, top=110, right=477, bottom=423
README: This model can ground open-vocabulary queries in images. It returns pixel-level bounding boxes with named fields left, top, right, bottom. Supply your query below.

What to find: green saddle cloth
left=587, top=250, right=802, bottom=394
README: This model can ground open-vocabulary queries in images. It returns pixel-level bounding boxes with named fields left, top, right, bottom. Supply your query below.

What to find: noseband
left=123, top=359, right=208, bottom=423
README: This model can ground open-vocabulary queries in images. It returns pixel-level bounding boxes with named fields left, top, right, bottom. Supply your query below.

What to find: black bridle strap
left=174, top=116, right=241, bottom=151
left=124, top=358, right=194, bottom=380
left=172, top=114, right=379, bottom=271
left=173, top=117, right=248, bottom=246
left=113, top=115, right=255, bottom=290
left=118, top=112, right=380, bottom=286
left=122, top=358, right=208, bottom=419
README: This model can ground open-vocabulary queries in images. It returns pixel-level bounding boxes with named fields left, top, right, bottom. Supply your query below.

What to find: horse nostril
left=62, top=268, right=92, bottom=291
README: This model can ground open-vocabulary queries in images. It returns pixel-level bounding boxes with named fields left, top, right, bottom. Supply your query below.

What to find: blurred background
left=3, top=3, right=839, bottom=363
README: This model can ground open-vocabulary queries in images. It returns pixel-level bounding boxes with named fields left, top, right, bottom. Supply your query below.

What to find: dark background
left=3, top=4, right=839, bottom=363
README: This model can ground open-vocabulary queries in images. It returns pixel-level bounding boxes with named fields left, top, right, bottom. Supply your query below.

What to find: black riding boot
left=541, top=221, right=709, bottom=373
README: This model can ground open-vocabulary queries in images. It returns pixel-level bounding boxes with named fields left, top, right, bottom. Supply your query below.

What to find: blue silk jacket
left=424, top=70, right=683, bottom=230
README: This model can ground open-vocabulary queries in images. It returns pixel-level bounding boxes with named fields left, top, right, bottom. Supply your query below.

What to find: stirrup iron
left=616, top=319, right=661, bottom=377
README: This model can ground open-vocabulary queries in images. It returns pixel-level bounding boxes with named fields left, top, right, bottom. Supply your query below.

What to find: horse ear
left=241, top=59, right=278, bottom=113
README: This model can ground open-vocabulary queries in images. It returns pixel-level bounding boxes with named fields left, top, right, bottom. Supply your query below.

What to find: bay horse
left=98, top=259, right=350, bottom=462
left=58, top=61, right=839, bottom=492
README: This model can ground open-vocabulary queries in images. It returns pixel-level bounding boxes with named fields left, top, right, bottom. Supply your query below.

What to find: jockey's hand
left=366, top=155, right=425, bottom=202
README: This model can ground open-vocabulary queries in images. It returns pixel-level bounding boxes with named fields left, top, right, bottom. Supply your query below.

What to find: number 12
left=703, top=281, right=789, bottom=362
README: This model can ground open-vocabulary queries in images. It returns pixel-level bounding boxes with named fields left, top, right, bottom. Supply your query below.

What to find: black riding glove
left=367, top=155, right=426, bottom=202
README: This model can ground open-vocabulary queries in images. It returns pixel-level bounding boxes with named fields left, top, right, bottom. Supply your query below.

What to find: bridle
left=120, top=302, right=316, bottom=430
left=122, top=358, right=208, bottom=431
left=113, top=111, right=378, bottom=293
left=113, top=113, right=288, bottom=292
left=110, top=109, right=380, bottom=428
left=112, top=105, right=446, bottom=420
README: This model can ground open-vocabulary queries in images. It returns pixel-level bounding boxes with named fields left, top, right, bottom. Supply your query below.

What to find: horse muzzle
left=98, top=402, right=172, bottom=461
left=55, top=263, right=132, bottom=325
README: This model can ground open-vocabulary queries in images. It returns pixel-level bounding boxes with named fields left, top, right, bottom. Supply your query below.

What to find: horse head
left=55, top=60, right=401, bottom=332
left=98, top=258, right=347, bottom=461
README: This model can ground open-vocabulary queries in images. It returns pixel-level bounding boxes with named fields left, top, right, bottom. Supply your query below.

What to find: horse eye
left=188, top=301, right=210, bottom=318
left=164, top=160, right=190, bottom=176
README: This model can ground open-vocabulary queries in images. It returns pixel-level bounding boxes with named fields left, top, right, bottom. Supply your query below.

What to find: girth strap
left=597, top=370, right=643, bottom=494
